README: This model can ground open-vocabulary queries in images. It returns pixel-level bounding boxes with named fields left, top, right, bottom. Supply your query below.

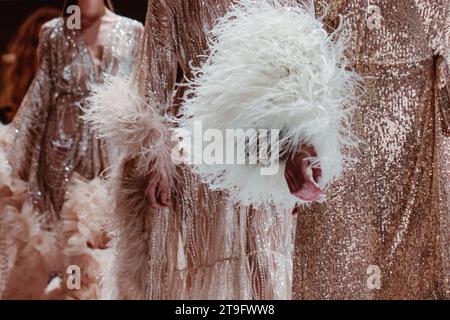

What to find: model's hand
left=285, top=145, right=324, bottom=202
left=146, top=175, right=170, bottom=209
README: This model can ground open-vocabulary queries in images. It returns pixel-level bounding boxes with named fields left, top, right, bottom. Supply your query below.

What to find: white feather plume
left=84, top=75, right=175, bottom=181
left=179, top=0, right=362, bottom=207
left=58, top=175, right=114, bottom=300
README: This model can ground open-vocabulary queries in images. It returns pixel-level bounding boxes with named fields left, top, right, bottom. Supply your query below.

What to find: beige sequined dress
left=293, top=0, right=450, bottom=299
left=110, top=0, right=295, bottom=300
left=9, top=15, right=143, bottom=222
left=0, top=15, right=143, bottom=299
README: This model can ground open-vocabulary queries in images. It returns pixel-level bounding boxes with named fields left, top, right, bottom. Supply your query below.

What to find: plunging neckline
left=79, top=13, right=119, bottom=80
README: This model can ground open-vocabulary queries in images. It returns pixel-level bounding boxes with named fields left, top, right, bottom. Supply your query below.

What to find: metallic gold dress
left=0, top=15, right=143, bottom=299
left=104, top=0, right=295, bottom=300
left=293, top=0, right=450, bottom=299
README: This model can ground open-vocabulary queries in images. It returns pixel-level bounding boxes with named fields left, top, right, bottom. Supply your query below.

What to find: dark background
left=0, top=0, right=148, bottom=54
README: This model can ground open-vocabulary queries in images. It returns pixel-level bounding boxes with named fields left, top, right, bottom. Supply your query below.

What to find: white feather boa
left=178, top=0, right=362, bottom=207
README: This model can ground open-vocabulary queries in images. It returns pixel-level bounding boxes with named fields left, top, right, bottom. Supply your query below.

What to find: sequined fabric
left=8, top=15, right=143, bottom=223
left=293, top=0, right=450, bottom=299
left=97, top=0, right=448, bottom=300
left=0, top=14, right=143, bottom=299
left=116, top=0, right=294, bottom=300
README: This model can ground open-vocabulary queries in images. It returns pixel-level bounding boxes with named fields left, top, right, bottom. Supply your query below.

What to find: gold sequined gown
left=0, top=15, right=143, bottom=299
left=293, top=0, right=450, bottom=299
left=107, top=0, right=295, bottom=300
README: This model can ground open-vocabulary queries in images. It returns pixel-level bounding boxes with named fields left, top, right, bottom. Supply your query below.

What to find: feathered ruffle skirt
left=0, top=125, right=114, bottom=300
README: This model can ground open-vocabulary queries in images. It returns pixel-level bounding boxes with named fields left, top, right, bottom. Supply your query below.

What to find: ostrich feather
left=84, top=75, right=176, bottom=183
left=179, top=0, right=362, bottom=207
left=58, top=175, right=114, bottom=300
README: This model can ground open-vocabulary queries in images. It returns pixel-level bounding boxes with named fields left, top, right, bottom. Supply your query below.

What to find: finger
left=285, top=152, right=306, bottom=194
left=298, top=182, right=324, bottom=201
left=309, top=146, right=318, bottom=157
left=301, top=156, right=321, bottom=188
left=312, top=166, right=322, bottom=184
left=298, top=156, right=324, bottom=201
left=300, top=156, right=311, bottom=180
left=293, top=182, right=324, bottom=202
left=285, top=167, right=304, bottom=193
left=285, top=166, right=301, bottom=182
left=147, top=180, right=163, bottom=209
left=158, top=179, right=170, bottom=207
left=303, top=146, right=320, bottom=181
left=301, top=144, right=317, bottom=157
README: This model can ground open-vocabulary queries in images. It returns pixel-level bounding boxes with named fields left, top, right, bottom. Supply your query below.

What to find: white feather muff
left=85, top=75, right=176, bottom=183
left=178, top=0, right=362, bottom=207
